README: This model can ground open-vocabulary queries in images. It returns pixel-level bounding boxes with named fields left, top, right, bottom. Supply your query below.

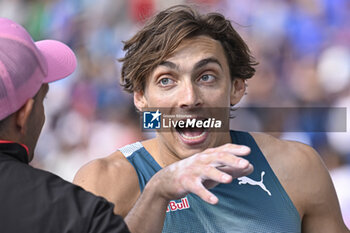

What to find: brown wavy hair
left=120, top=5, right=257, bottom=93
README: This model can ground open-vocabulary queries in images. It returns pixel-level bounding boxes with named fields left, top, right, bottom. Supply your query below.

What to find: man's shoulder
left=73, top=139, right=156, bottom=189
left=73, top=143, right=144, bottom=217
left=1, top=155, right=73, bottom=187
left=74, top=149, right=136, bottom=185
left=0, top=157, right=103, bottom=214
left=250, top=132, right=330, bottom=217
left=250, top=132, right=317, bottom=162
left=250, top=132, right=323, bottom=184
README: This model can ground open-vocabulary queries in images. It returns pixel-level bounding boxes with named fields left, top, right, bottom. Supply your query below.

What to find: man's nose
left=178, top=81, right=202, bottom=109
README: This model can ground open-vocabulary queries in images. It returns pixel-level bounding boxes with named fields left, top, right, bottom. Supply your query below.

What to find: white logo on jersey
left=237, top=171, right=272, bottom=196
left=166, top=197, right=190, bottom=212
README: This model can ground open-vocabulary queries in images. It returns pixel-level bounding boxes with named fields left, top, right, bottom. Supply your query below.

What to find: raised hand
left=147, top=143, right=253, bottom=204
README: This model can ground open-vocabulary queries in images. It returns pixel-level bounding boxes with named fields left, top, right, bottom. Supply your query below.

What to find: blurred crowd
left=1, top=0, right=350, bottom=227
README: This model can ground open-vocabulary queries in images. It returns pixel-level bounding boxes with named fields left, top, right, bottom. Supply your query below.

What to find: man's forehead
left=158, top=36, right=227, bottom=70
left=173, top=36, right=222, bottom=55
left=177, top=35, right=222, bottom=48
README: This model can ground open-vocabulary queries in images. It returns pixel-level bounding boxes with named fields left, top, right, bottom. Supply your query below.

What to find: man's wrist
left=144, top=176, right=171, bottom=206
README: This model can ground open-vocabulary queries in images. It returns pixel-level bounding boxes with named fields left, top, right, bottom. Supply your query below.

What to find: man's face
left=26, top=84, right=48, bottom=161
left=135, top=36, right=245, bottom=159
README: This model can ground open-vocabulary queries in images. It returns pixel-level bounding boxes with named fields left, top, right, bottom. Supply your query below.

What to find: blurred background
left=1, top=0, right=349, bottom=227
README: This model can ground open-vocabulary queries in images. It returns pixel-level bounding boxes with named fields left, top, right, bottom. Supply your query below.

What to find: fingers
left=203, top=151, right=249, bottom=169
left=154, top=143, right=254, bottom=204
left=205, top=143, right=251, bottom=157
left=197, top=144, right=254, bottom=179
left=211, top=155, right=249, bottom=169
left=187, top=179, right=219, bottom=205
left=201, top=144, right=251, bottom=168
left=221, top=144, right=251, bottom=156
left=217, top=163, right=254, bottom=178
left=201, top=165, right=233, bottom=183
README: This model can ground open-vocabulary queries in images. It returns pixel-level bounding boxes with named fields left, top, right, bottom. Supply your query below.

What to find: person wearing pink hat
left=0, top=17, right=129, bottom=233
left=0, top=17, right=224, bottom=233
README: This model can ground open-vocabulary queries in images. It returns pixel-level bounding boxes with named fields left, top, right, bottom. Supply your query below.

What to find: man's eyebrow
left=158, top=57, right=222, bottom=71
left=194, top=57, right=222, bottom=71
left=159, top=61, right=177, bottom=70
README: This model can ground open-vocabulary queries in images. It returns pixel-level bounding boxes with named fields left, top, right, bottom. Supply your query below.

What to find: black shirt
left=0, top=141, right=130, bottom=233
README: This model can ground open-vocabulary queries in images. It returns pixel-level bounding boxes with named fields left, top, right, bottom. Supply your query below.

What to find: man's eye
left=159, top=78, right=174, bottom=86
left=200, top=74, right=215, bottom=82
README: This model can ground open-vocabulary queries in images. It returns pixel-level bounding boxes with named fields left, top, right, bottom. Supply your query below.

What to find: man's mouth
left=179, top=130, right=206, bottom=140
left=175, top=118, right=209, bottom=145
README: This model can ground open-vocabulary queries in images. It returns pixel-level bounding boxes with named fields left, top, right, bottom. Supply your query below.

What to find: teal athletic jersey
left=120, top=131, right=301, bottom=233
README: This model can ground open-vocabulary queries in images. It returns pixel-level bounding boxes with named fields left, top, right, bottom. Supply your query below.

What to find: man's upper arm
left=73, top=152, right=140, bottom=217
left=298, top=144, right=349, bottom=232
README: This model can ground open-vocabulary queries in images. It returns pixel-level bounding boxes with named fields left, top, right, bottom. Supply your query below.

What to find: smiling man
left=74, top=5, right=348, bottom=233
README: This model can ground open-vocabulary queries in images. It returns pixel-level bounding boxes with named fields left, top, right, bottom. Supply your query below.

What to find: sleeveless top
left=120, top=131, right=301, bottom=233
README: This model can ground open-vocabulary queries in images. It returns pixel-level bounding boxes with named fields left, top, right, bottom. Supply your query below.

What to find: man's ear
left=230, top=78, right=246, bottom=106
left=134, top=91, right=148, bottom=111
left=16, top=98, right=34, bottom=134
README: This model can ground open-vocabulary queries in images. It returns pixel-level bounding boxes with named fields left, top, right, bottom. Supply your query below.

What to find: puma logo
left=237, top=171, right=272, bottom=196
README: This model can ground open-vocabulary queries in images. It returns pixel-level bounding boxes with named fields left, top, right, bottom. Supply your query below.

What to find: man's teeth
left=180, top=131, right=206, bottom=140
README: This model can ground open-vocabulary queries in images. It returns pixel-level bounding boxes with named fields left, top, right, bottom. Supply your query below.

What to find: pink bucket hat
left=0, top=18, right=76, bottom=120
